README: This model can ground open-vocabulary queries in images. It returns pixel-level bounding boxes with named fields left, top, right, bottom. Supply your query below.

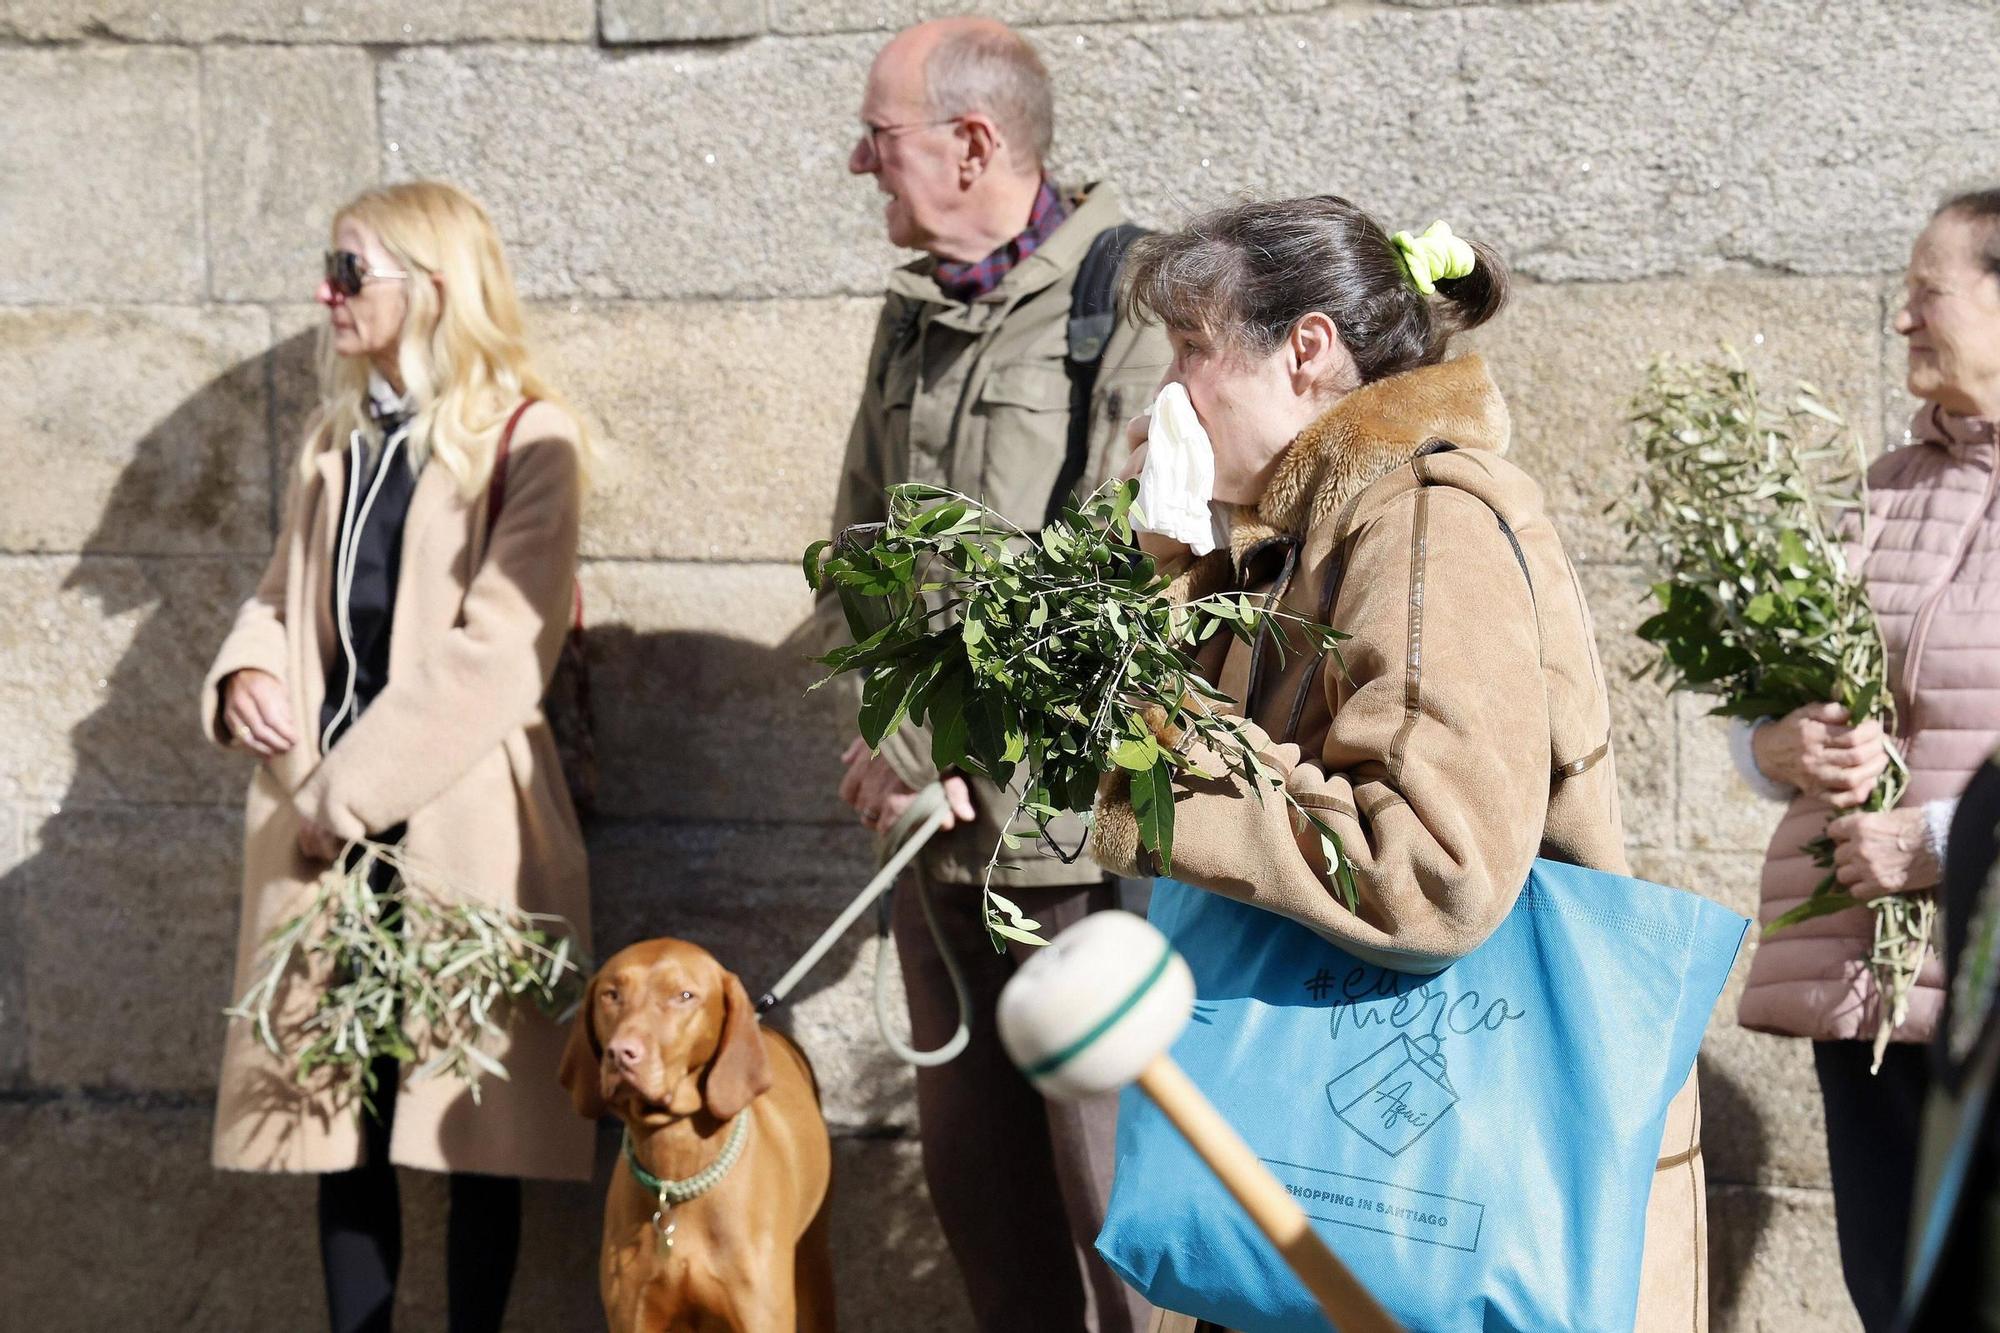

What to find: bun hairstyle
left=1120, top=194, right=1510, bottom=387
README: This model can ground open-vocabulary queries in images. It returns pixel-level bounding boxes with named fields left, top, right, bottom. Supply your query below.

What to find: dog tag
left=651, top=1195, right=677, bottom=1255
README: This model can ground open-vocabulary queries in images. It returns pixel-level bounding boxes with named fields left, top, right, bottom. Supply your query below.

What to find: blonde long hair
left=305, top=181, right=584, bottom=497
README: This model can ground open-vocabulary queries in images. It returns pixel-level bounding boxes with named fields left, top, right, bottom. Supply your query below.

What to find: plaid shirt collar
left=933, top=179, right=1069, bottom=304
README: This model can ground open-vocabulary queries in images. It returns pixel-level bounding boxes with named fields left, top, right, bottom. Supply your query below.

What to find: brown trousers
left=894, top=873, right=1154, bottom=1333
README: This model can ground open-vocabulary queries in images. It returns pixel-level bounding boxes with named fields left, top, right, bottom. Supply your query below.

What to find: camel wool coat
left=200, top=401, right=592, bottom=1181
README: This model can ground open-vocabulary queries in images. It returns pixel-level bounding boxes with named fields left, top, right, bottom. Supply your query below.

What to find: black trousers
left=316, top=841, right=522, bottom=1333
left=1816, top=1039, right=1932, bottom=1333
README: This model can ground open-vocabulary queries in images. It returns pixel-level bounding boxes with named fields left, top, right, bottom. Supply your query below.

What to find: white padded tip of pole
left=997, top=910, right=1195, bottom=1101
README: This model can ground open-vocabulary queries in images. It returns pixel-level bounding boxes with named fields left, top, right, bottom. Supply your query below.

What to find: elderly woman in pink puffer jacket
left=1729, top=187, right=2000, bottom=1332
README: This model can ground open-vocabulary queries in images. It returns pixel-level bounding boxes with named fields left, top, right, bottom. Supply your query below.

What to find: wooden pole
left=1135, top=1055, right=1402, bottom=1333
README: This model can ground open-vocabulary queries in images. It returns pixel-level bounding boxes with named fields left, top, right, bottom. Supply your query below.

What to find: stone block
left=1700, top=980, right=1831, bottom=1193
left=532, top=299, right=878, bottom=562
left=1678, top=696, right=1790, bottom=854
left=202, top=47, right=378, bottom=303
left=0, top=305, right=276, bottom=557
left=1579, top=563, right=1675, bottom=852
left=768, top=0, right=1321, bottom=36
left=587, top=819, right=913, bottom=1129
left=602, top=0, right=766, bottom=43
left=578, top=561, right=850, bottom=824
left=1709, top=1184, right=1859, bottom=1333
left=379, top=41, right=897, bottom=301
left=0, top=556, right=268, bottom=806
left=0, top=50, right=203, bottom=303
left=0, top=1098, right=606, bottom=1331
left=830, top=1134, right=974, bottom=1330
left=0, top=0, right=591, bottom=42
left=0, top=1099, right=323, bottom=1327
left=18, top=804, right=245, bottom=1092
left=384, top=5, right=2000, bottom=299
left=1048, top=3, right=2000, bottom=283
left=266, top=305, right=332, bottom=476
left=1473, top=278, right=1882, bottom=565
left=0, top=802, right=24, bottom=1088
left=394, top=1160, right=605, bottom=1330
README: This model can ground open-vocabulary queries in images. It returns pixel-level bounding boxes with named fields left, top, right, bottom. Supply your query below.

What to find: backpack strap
left=1045, top=222, right=1150, bottom=528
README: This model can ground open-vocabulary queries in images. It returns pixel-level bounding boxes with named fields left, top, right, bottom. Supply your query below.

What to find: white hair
left=924, top=25, right=1054, bottom=171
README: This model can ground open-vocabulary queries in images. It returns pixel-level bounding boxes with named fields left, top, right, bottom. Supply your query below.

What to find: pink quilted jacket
left=1738, top=406, right=2000, bottom=1043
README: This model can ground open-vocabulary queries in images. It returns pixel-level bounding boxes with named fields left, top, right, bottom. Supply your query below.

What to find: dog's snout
left=607, top=1035, right=645, bottom=1070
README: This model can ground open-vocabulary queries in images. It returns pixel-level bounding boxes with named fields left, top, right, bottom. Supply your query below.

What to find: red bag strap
left=483, top=397, right=585, bottom=633
left=485, top=397, right=538, bottom=531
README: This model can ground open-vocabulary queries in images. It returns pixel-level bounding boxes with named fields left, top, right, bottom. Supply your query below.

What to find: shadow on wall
left=0, top=330, right=963, bottom=1331
left=1701, top=1061, right=1773, bottom=1330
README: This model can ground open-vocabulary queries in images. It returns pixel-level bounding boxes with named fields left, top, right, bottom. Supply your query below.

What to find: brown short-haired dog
left=560, top=939, right=835, bottom=1332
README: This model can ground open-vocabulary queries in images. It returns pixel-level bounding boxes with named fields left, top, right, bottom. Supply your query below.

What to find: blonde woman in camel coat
left=201, top=180, right=589, bottom=1333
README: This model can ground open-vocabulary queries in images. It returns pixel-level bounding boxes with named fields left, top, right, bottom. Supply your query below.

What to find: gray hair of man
left=924, top=24, right=1055, bottom=172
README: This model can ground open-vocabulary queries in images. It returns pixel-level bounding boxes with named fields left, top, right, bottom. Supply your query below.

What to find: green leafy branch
left=1620, top=352, right=1931, bottom=1063
left=226, top=840, right=589, bottom=1114
left=807, top=481, right=1357, bottom=948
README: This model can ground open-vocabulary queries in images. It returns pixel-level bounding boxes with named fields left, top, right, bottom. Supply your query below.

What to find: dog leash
left=755, top=782, right=972, bottom=1067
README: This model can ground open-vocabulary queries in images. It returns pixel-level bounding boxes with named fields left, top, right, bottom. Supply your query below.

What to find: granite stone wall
left=6, top=2, right=1988, bottom=1327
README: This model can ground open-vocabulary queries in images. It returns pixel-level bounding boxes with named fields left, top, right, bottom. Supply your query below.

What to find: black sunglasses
left=323, top=249, right=407, bottom=298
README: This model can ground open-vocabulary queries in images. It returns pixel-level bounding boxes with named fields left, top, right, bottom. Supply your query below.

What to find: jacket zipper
left=1896, top=442, right=2000, bottom=739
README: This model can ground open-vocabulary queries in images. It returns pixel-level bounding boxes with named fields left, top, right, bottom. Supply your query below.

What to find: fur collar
left=1224, top=355, right=1510, bottom=562
left=1162, top=356, right=1511, bottom=604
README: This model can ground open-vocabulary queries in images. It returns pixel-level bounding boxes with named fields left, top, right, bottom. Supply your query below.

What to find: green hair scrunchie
left=1390, top=219, right=1477, bottom=296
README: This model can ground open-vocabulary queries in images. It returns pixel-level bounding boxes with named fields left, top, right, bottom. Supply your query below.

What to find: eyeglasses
left=856, top=116, right=963, bottom=162
left=323, top=249, right=407, bottom=298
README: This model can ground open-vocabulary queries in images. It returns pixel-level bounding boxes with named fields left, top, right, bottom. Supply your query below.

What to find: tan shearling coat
left=201, top=401, right=593, bottom=1181
left=1097, top=357, right=1708, bottom=1331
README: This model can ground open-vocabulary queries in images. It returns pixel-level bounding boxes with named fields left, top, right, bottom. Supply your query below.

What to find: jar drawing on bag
left=1326, top=1031, right=1458, bottom=1156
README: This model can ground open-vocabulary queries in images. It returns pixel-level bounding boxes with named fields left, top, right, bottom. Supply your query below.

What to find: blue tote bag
left=1096, top=860, right=1747, bottom=1332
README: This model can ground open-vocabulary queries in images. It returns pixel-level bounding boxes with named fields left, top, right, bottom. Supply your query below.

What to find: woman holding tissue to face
left=1094, top=196, right=1704, bottom=1332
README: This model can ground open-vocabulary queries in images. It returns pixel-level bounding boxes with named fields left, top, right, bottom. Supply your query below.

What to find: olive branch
left=807, top=480, right=1358, bottom=949
left=227, top=840, right=589, bottom=1113
left=1620, top=353, right=1930, bottom=1067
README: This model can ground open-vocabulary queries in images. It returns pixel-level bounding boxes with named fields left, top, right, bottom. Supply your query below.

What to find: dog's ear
left=557, top=971, right=608, bottom=1120
left=702, top=972, right=773, bottom=1121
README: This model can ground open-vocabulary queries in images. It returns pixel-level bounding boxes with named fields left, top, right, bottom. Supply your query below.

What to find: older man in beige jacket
left=823, top=16, right=1168, bottom=1333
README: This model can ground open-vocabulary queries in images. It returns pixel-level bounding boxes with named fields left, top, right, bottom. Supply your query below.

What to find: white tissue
left=1134, top=382, right=1224, bottom=556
